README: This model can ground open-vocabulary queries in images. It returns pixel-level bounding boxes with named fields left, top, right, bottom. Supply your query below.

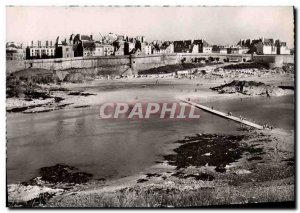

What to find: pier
left=182, top=99, right=264, bottom=130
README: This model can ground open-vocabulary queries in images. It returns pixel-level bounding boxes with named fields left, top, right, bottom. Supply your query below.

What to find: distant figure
left=266, top=90, right=271, bottom=98
left=211, top=106, right=214, bottom=110
left=156, top=79, right=159, bottom=84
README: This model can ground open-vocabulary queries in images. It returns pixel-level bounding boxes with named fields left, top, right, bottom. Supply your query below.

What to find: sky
left=6, top=6, right=294, bottom=47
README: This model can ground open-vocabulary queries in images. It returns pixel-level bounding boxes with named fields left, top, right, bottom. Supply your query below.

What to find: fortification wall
left=175, top=53, right=252, bottom=63
left=253, top=55, right=294, bottom=68
left=131, top=54, right=179, bottom=72
left=6, top=60, right=26, bottom=74
left=7, top=53, right=255, bottom=76
left=24, top=56, right=130, bottom=70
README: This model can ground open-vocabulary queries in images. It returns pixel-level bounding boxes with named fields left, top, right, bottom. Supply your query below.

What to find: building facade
left=124, top=42, right=136, bottom=55
left=174, top=40, right=192, bottom=53
left=26, top=40, right=55, bottom=59
left=114, top=44, right=125, bottom=56
left=55, top=36, right=74, bottom=58
left=255, top=38, right=277, bottom=55
left=275, top=40, right=291, bottom=55
left=6, top=42, right=25, bottom=60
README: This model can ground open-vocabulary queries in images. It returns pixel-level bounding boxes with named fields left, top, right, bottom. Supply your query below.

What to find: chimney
left=31, top=41, right=33, bottom=47
left=90, top=35, right=93, bottom=40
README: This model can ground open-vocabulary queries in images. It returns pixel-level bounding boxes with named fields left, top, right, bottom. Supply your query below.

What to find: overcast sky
left=6, top=6, right=294, bottom=47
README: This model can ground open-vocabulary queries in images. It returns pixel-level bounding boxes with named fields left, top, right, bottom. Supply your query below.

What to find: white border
left=1, top=1, right=298, bottom=213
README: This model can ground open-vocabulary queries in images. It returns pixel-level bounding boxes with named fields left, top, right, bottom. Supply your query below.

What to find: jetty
left=182, top=99, right=264, bottom=130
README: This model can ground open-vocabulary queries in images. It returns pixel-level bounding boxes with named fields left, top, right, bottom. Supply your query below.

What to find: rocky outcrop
left=211, top=80, right=287, bottom=96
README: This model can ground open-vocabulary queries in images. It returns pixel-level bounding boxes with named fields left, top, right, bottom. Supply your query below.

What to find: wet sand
left=6, top=72, right=294, bottom=112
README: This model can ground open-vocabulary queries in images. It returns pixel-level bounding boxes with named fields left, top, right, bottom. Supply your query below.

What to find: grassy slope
left=49, top=184, right=294, bottom=207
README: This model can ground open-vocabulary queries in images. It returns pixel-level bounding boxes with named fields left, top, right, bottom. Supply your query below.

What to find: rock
left=8, top=184, right=63, bottom=205
left=28, top=164, right=93, bottom=184
left=235, top=169, right=251, bottom=175
left=211, top=80, right=285, bottom=96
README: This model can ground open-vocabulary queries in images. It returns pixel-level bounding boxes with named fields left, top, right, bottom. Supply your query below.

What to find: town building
left=255, top=38, right=277, bottom=55
left=102, top=44, right=114, bottom=56
left=131, top=48, right=143, bottom=56
left=136, top=36, right=146, bottom=43
left=94, top=42, right=104, bottom=56
left=237, top=38, right=260, bottom=54
left=228, top=45, right=249, bottom=54
left=26, top=40, right=55, bottom=59
left=55, top=36, right=74, bottom=58
left=275, top=40, right=291, bottom=55
left=193, top=39, right=212, bottom=53
left=6, top=42, right=25, bottom=60
left=114, top=44, right=125, bottom=56
left=152, top=42, right=174, bottom=54
left=174, top=40, right=192, bottom=53
left=124, top=41, right=136, bottom=55
left=72, top=34, right=96, bottom=57
left=212, top=45, right=228, bottom=54
left=173, top=39, right=212, bottom=53
left=135, top=40, right=152, bottom=55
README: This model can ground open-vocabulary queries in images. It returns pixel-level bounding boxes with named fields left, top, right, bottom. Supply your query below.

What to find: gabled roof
left=82, top=42, right=95, bottom=50
left=115, top=44, right=124, bottom=52
left=61, top=40, right=68, bottom=45
left=174, top=40, right=191, bottom=48
left=7, top=43, right=18, bottom=48
left=131, top=48, right=142, bottom=54
left=275, top=40, right=287, bottom=46
left=81, top=35, right=93, bottom=41
left=193, top=39, right=210, bottom=47
left=160, top=41, right=173, bottom=49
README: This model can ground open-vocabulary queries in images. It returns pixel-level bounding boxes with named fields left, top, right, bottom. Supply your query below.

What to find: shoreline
left=6, top=72, right=294, bottom=113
